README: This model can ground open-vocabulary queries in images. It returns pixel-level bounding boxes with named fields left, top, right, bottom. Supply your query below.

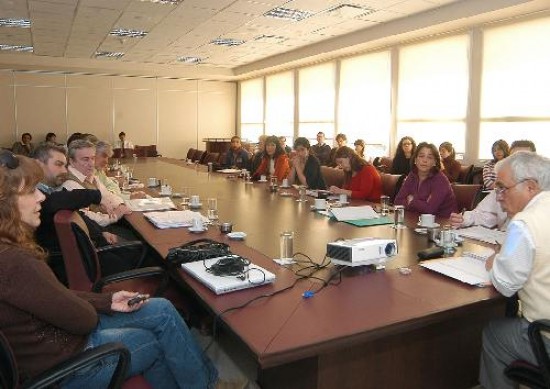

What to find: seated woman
left=252, top=135, right=290, bottom=182
left=391, top=136, right=416, bottom=175
left=328, top=146, right=382, bottom=201
left=439, top=141, right=462, bottom=182
left=0, top=151, right=218, bottom=388
left=394, top=142, right=458, bottom=218
left=483, top=139, right=509, bottom=190
left=287, top=137, right=326, bottom=190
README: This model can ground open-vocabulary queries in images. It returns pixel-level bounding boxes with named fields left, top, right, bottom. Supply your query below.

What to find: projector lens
left=385, top=242, right=397, bottom=256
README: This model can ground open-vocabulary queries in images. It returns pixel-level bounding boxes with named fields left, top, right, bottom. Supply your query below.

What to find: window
left=298, top=63, right=336, bottom=145
left=480, top=17, right=550, bottom=158
left=339, top=51, right=391, bottom=158
left=265, top=71, right=294, bottom=144
left=240, top=78, right=264, bottom=142
left=397, top=34, right=469, bottom=154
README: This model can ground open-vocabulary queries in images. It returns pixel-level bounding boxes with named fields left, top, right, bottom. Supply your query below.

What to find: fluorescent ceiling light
left=0, top=44, right=33, bottom=52
left=110, top=28, right=148, bottom=38
left=264, top=7, right=313, bottom=21
left=139, top=0, right=182, bottom=4
left=210, top=38, right=245, bottom=47
left=255, top=34, right=287, bottom=43
left=324, top=4, right=376, bottom=18
left=94, top=51, right=125, bottom=59
left=177, top=56, right=204, bottom=64
left=0, top=18, right=31, bottom=28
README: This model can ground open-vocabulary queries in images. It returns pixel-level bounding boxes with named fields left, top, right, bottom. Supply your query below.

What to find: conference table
left=125, top=157, right=505, bottom=389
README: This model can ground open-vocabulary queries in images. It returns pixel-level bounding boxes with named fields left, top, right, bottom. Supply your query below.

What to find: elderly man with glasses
left=479, top=151, right=550, bottom=389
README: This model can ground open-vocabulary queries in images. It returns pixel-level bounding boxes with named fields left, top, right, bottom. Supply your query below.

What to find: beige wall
left=0, top=71, right=236, bottom=158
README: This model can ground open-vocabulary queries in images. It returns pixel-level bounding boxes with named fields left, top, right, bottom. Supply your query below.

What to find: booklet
left=420, top=247, right=495, bottom=286
left=329, top=205, right=379, bottom=221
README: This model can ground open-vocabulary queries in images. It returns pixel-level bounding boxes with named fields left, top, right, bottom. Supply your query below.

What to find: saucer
left=227, top=232, right=246, bottom=240
left=279, top=191, right=293, bottom=197
left=417, top=222, right=440, bottom=228
left=188, top=227, right=207, bottom=233
left=189, top=203, right=202, bottom=209
left=414, top=228, right=428, bottom=234
left=279, top=185, right=291, bottom=189
left=257, top=179, right=267, bottom=183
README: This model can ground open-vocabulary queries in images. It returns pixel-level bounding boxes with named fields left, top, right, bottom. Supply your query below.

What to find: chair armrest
left=528, top=319, right=550, bottom=386
left=93, top=266, right=165, bottom=292
left=97, top=240, right=148, bottom=269
left=23, top=342, right=129, bottom=389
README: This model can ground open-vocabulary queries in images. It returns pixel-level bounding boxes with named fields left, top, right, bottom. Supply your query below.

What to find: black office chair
left=505, top=319, right=550, bottom=389
left=0, top=329, right=131, bottom=389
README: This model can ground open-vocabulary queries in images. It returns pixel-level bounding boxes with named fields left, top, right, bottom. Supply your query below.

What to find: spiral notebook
left=420, top=247, right=495, bottom=286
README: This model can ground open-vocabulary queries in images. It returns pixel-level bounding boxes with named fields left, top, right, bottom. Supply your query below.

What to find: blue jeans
left=62, top=298, right=218, bottom=389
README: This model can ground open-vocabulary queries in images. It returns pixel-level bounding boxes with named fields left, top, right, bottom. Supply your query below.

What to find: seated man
left=12, top=132, right=35, bottom=157
left=223, top=135, right=249, bottom=169
left=450, top=140, right=536, bottom=231
left=479, top=151, right=550, bottom=389
left=62, top=139, right=131, bottom=227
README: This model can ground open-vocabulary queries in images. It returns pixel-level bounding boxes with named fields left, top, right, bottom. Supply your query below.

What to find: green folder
left=342, top=216, right=393, bottom=227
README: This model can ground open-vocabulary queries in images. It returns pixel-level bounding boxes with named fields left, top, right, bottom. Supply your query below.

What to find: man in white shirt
left=479, top=151, right=550, bottom=389
left=117, top=131, right=134, bottom=150
left=62, top=139, right=131, bottom=227
left=450, top=140, right=537, bottom=231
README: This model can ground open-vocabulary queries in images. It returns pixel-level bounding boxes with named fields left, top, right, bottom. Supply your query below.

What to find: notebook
left=181, top=256, right=276, bottom=295
left=420, top=247, right=495, bottom=286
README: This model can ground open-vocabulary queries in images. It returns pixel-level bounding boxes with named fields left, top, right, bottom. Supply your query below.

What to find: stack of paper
left=125, top=197, right=176, bottom=212
left=144, top=210, right=209, bottom=229
left=455, top=226, right=506, bottom=245
left=329, top=206, right=379, bottom=221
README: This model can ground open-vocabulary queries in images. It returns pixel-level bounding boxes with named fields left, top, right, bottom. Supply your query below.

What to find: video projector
left=327, top=237, right=398, bottom=267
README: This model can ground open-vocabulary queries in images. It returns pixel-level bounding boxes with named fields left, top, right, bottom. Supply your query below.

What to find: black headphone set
left=166, top=238, right=231, bottom=265
left=206, top=255, right=251, bottom=280
left=0, top=150, right=19, bottom=170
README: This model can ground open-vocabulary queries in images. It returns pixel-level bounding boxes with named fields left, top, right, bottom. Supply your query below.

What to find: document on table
left=125, top=197, right=176, bottom=212
left=329, top=206, right=379, bottom=221
left=455, top=225, right=506, bottom=245
left=144, top=210, right=208, bottom=229
left=420, top=247, right=495, bottom=286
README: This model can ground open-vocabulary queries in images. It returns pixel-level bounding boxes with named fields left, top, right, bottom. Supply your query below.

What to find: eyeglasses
left=494, top=178, right=532, bottom=196
left=0, top=150, right=19, bottom=169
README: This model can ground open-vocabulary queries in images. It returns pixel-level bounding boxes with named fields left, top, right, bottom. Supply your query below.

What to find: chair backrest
left=457, top=164, right=473, bottom=184
left=54, top=210, right=99, bottom=292
left=186, top=148, right=196, bottom=160
left=452, top=184, right=483, bottom=212
left=145, top=145, right=158, bottom=157
left=193, top=149, right=206, bottom=163
left=380, top=173, right=405, bottom=203
left=113, top=148, right=122, bottom=159
left=320, top=166, right=345, bottom=188
left=203, top=152, right=219, bottom=164
left=0, top=331, right=17, bottom=389
left=470, top=166, right=484, bottom=185
left=133, top=145, right=147, bottom=157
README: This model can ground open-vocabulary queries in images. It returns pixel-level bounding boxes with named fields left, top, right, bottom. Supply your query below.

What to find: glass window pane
left=298, top=63, right=335, bottom=122
left=481, top=17, right=550, bottom=118
left=240, top=124, right=264, bottom=144
left=240, top=78, right=263, bottom=123
left=266, top=71, right=294, bottom=129
left=298, top=123, right=335, bottom=146
left=398, top=35, right=469, bottom=120
left=396, top=122, right=466, bottom=155
left=479, top=122, right=549, bottom=158
left=339, top=51, right=391, bottom=151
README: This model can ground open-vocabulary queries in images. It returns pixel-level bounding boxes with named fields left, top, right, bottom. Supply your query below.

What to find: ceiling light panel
left=110, top=28, right=148, bottom=38
left=94, top=51, right=125, bottom=59
left=139, top=0, right=183, bottom=4
left=264, top=7, right=313, bottom=21
left=0, top=18, right=30, bottom=28
left=0, top=44, right=33, bottom=52
left=210, top=38, right=245, bottom=47
left=324, top=4, right=376, bottom=18
left=177, top=56, right=204, bottom=64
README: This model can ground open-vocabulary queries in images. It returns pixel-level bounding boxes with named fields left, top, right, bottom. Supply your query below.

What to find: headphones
left=166, top=238, right=231, bottom=265
left=0, top=150, right=19, bottom=169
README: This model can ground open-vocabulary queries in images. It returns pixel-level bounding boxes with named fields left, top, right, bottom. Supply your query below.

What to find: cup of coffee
left=161, top=185, right=172, bottom=196
left=314, top=198, right=327, bottom=210
left=147, top=177, right=159, bottom=187
left=190, top=195, right=200, bottom=206
left=260, top=175, right=267, bottom=182
left=282, top=178, right=289, bottom=187
left=220, top=222, right=233, bottom=234
left=419, top=214, right=435, bottom=227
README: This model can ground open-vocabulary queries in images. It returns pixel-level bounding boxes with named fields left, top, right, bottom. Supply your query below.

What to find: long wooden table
left=126, top=158, right=505, bottom=389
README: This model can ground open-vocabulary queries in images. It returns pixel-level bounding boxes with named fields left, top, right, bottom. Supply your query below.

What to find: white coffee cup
left=190, top=195, right=200, bottom=206
left=282, top=178, right=289, bottom=187
left=147, top=177, right=158, bottom=187
left=161, top=185, right=172, bottom=195
left=314, top=198, right=327, bottom=210
left=260, top=175, right=267, bottom=182
left=191, top=217, right=203, bottom=230
left=419, top=214, right=436, bottom=227
left=339, top=193, right=348, bottom=204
